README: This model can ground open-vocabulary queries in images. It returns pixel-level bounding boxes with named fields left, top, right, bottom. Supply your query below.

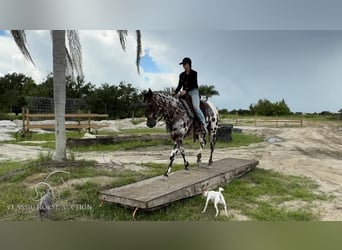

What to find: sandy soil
left=0, top=120, right=341, bottom=220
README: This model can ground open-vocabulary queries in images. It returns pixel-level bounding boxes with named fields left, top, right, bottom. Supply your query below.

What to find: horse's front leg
left=179, top=143, right=189, bottom=171
left=164, top=142, right=178, bottom=177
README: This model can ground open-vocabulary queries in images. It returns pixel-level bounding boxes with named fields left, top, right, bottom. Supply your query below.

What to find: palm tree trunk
left=52, top=30, right=67, bottom=161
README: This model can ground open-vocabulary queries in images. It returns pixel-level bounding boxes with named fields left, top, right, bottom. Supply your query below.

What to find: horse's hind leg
left=196, top=134, right=206, bottom=165
left=208, top=122, right=218, bottom=165
left=164, top=142, right=179, bottom=177
left=208, top=134, right=216, bottom=165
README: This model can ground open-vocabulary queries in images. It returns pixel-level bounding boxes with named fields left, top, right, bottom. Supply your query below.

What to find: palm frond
left=135, top=30, right=142, bottom=74
left=117, top=30, right=128, bottom=51
left=10, top=30, right=34, bottom=65
left=66, top=30, right=83, bottom=78
left=65, top=47, right=75, bottom=78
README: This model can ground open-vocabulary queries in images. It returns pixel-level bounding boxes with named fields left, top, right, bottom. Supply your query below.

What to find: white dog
left=201, top=187, right=228, bottom=217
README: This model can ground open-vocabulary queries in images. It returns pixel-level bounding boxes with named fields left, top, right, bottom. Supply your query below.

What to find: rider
left=172, top=57, right=207, bottom=133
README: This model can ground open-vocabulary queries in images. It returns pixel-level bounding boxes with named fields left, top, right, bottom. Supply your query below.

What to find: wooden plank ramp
left=99, top=158, right=259, bottom=211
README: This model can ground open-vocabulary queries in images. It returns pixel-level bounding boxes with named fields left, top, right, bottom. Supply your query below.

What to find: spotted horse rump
left=143, top=88, right=219, bottom=177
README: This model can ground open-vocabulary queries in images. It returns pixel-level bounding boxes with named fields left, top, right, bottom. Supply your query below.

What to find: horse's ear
left=147, top=88, right=153, bottom=98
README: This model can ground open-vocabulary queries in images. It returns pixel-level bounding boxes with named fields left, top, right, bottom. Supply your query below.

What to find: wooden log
left=99, top=158, right=259, bottom=211
left=27, top=123, right=108, bottom=129
left=26, top=113, right=108, bottom=118
left=67, top=134, right=170, bottom=147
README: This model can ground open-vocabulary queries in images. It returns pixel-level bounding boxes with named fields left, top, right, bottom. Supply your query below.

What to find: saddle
left=179, top=95, right=214, bottom=139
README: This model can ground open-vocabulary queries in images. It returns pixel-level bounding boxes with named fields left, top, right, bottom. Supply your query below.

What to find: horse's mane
left=151, top=91, right=182, bottom=108
left=153, top=91, right=175, bottom=101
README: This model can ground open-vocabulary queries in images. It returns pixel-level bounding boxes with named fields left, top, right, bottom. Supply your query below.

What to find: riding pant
left=187, top=89, right=206, bottom=127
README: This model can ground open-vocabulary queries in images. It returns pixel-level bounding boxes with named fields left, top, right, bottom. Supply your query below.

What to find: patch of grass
left=131, top=118, right=146, bottom=125
left=8, top=126, right=264, bottom=153
left=117, top=128, right=166, bottom=134
left=227, top=132, right=264, bottom=147
left=182, top=132, right=263, bottom=149
left=0, top=153, right=331, bottom=221
left=59, top=190, right=72, bottom=199
left=0, top=161, right=28, bottom=177
left=71, top=139, right=173, bottom=152
left=246, top=201, right=314, bottom=221
left=0, top=112, right=21, bottom=120
left=0, top=183, right=37, bottom=220
left=69, top=132, right=263, bottom=152
left=14, top=131, right=85, bottom=142
left=225, top=168, right=330, bottom=221
left=37, top=151, right=54, bottom=163
left=46, top=166, right=329, bottom=221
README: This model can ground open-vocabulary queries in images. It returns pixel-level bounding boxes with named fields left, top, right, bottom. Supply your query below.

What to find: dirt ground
left=1, top=120, right=341, bottom=220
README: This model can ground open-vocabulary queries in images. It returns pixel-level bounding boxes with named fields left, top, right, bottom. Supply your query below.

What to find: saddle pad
left=179, top=98, right=195, bottom=119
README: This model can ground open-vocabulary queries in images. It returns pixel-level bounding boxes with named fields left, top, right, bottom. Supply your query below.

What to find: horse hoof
left=184, top=162, right=189, bottom=170
left=183, top=169, right=191, bottom=174
left=161, top=175, right=168, bottom=181
left=208, top=160, right=213, bottom=165
left=197, top=154, right=202, bottom=163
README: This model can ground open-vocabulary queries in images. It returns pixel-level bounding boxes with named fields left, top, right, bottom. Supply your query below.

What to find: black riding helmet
left=179, top=57, right=192, bottom=67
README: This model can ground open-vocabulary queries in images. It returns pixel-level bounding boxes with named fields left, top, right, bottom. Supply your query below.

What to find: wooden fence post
left=22, top=107, right=25, bottom=134
left=26, top=108, right=30, bottom=137
left=88, top=110, right=91, bottom=133
left=301, top=114, right=303, bottom=127
left=235, top=112, right=238, bottom=126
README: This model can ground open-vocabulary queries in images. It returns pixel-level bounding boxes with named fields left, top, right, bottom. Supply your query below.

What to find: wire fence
left=25, top=96, right=88, bottom=114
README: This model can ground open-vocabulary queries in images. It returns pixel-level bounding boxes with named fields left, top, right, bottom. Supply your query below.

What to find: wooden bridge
left=99, top=158, right=259, bottom=213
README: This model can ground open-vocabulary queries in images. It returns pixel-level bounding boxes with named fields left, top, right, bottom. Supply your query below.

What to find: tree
left=37, top=73, right=54, bottom=97
left=86, top=81, right=142, bottom=119
left=52, top=30, right=68, bottom=160
left=249, top=98, right=274, bottom=116
left=10, top=30, right=142, bottom=161
left=0, top=73, right=38, bottom=114
left=198, top=84, right=220, bottom=101
left=66, top=76, right=95, bottom=99
left=249, top=98, right=291, bottom=116
left=273, top=99, right=291, bottom=116
left=36, top=73, right=95, bottom=99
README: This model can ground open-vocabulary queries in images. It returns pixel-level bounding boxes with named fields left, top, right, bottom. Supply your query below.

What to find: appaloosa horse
left=143, top=89, right=219, bottom=177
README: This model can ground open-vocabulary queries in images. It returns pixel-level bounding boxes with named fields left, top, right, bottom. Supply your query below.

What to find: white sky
left=0, top=30, right=341, bottom=113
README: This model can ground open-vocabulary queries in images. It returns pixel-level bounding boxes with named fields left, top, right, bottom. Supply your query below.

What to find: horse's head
left=143, top=88, right=160, bottom=128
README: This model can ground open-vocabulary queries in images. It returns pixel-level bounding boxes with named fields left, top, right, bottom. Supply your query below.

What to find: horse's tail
left=206, top=100, right=219, bottom=120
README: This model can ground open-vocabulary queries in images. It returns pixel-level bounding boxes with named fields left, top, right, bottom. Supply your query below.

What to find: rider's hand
left=180, top=90, right=186, bottom=96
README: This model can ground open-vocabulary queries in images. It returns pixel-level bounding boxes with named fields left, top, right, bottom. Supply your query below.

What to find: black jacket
left=175, top=69, right=198, bottom=94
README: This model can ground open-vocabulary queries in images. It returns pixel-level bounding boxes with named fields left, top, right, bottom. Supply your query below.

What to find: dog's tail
left=218, top=187, right=224, bottom=193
